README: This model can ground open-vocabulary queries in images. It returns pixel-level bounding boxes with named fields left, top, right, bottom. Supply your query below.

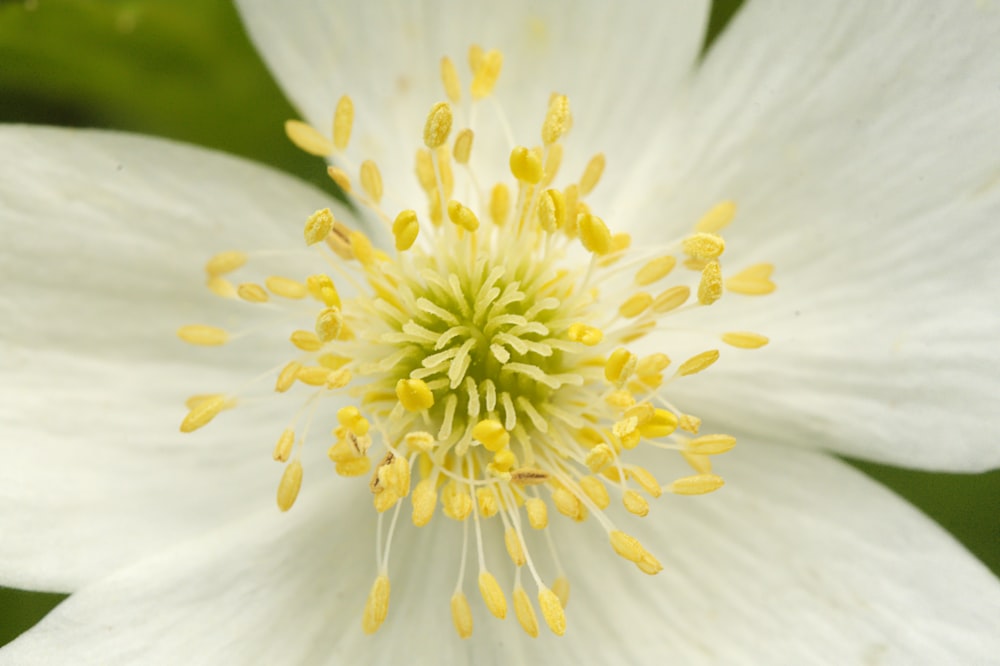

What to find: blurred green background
left=1, top=0, right=997, bottom=647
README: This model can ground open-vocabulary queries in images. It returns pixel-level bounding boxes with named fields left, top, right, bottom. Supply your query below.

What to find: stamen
left=721, top=331, right=769, bottom=349
left=284, top=120, right=334, bottom=157
left=478, top=572, right=507, bottom=619
left=538, top=587, right=566, bottom=636
left=669, top=473, right=725, bottom=495
left=579, top=153, right=605, bottom=196
left=276, top=459, right=303, bottom=512
left=440, top=57, right=462, bottom=103
left=177, top=324, right=228, bottom=346
left=361, top=574, right=391, bottom=634
left=450, top=592, right=474, bottom=639
left=304, top=208, right=335, bottom=246
left=204, top=250, right=247, bottom=276
left=694, top=200, right=736, bottom=233
left=333, top=95, right=354, bottom=151
left=513, top=586, right=539, bottom=637
left=423, top=101, right=454, bottom=149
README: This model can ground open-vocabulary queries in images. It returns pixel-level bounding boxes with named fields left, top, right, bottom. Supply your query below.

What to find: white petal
left=0, top=127, right=345, bottom=590
left=627, top=3, right=1000, bottom=470
left=4, top=443, right=998, bottom=664
left=235, top=0, right=709, bottom=215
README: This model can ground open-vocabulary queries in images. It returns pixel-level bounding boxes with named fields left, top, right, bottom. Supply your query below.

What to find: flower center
left=177, top=44, right=775, bottom=639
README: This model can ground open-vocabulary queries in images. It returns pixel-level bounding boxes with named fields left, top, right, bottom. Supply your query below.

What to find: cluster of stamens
left=178, top=45, right=775, bottom=638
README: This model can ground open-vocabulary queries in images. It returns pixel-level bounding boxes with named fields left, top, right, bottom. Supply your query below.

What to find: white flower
left=2, top=1, right=999, bottom=663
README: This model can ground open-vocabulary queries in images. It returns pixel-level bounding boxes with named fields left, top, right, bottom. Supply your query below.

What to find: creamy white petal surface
left=611, top=2, right=1000, bottom=471
left=0, top=127, right=343, bottom=590
left=3, top=441, right=997, bottom=665
left=235, top=0, right=709, bottom=217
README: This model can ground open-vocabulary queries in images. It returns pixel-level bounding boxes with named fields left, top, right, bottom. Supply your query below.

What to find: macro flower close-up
left=2, top=0, right=999, bottom=663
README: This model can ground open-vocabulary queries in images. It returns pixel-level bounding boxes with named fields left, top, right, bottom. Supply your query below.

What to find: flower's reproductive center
left=178, top=45, right=775, bottom=639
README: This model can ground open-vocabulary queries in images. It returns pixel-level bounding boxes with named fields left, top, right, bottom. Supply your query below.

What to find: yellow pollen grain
left=470, top=48, right=503, bottom=99
left=204, top=250, right=247, bottom=276
left=472, top=419, right=509, bottom=452
left=391, top=209, right=420, bottom=251
left=618, top=292, right=653, bottom=318
left=265, top=276, right=307, bottom=300
left=478, top=572, right=507, bottom=619
left=452, top=128, right=474, bottom=164
left=423, top=101, right=453, bottom=149
left=504, top=527, right=526, bottom=566
left=440, top=56, right=462, bottom=103
left=513, top=587, right=539, bottom=637
left=604, top=348, right=636, bottom=385
left=687, top=434, right=737, bottom=455
left=585, top=444, right=614, bottom=473
left=537, top=188, right=565, bottom=233
left=579, top=153, right=605, bottom=196
left=635, top=256, right=676, bottom=286
left=577, top=213, right=612, bottom=255
left=272, top=429, right=295, bottom=463
left=276, top=459, right=303, bottom=512
left=628, top=466, right=662, bottom=498
left=327, top=166, right=352, bottom=193
left=275, top=361, right=301, bottom=393
left=177, top=324, right=228, bottom=346
left=622, top=490, right=649, bottom=517
left=237, top=283, right=269, bottom=303
left=315, top=307, right=344, bottom=342
left=567, top=322, right=603, bottom=346
left=695, top=200, right=737, bottom=233
left=677, top=349, right=720, bottom=377
left=542, top=93, right=571, bottom=145
left=552, top=577, right=570, bottom=608
left=652, top=285, right=690, bottom=314
left=669, top=473, right=725, bottom=495
left=683, top=232, right=726, bottom=260
left=725, top=263, right=776, bottom=295
left=332, top=95, right=354, bottom=151
left=722, top=331, right=770, bottom=349
left=637, top=408, right=678, bottom=439
left=361, top=575, right=391, bottom=635
left=450, top=592, right=473, bottom=639
left=284, top=119, right=334, bottom=157
left=447, top=199, right=480, bottom=231
left=396, top=378, right=434, bottom=411
left=578, top=475, right=610, bottom=509
left=304, top=208, right=335, bottom=246
left=538, top=588, right=566, bottom=636
left=411, top=477, right=437, bottom=526
left=698, top=260, right=723, bottom=305
left=180, top=394, right=228, bottom=433
left=490, top=183, right=511, bottom=226
left=359, top=160, right=384, bottom=205
left=525, top=497, right=548, bottom=529
left=552, top=487, right=585, bottom=521
left=509, top=145, right=543, bottom=184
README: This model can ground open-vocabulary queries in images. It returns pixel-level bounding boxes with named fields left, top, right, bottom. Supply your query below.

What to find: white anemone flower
left=2, top=1, right=999, bottom=663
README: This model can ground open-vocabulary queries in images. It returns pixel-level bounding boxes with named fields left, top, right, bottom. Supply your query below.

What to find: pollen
left=181, top=44, right=775, bottom=640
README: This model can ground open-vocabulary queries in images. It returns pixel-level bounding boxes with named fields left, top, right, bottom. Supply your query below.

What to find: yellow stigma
left=181, top=43, right=775, bottom=640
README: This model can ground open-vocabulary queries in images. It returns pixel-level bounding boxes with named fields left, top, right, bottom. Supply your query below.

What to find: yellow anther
left=577, top=427, right=604, bottom=447
left=468, top=44, right=485, bottom=72
left=605, top=348, right=636, bottom=384
left=525, top=497, right=548, bottom=529
left=272, top=429, right=295, bottom=462
left=618, top=428, right=641, bottom=450
left=628, top=466, right=662, bottom=498
left=470, top=48, right=503, bottom=99
left=390, top=209, right=420, bottom=252
left=726, top=262, right=776, bottom=295
left=440, top=56, right=462, bottom=103
left=389, top=455, right=411, bottom=497
left=577, top=213, right=612, bottom=255
left=304, top=208, right=335, bottom=246
left=326, top=166, right=352, bottom=193
left=359, top=160, right=383, bottom=205
left=447, top=200, right=480, bottom=231
left=606, top=389, right=635, bottom=411
left=478, top=571, right=507, bottom=619
left=695, top=200, right=737, bottom=233
left=275, top=361, right=301, bottom=393
left=422, top=101, right=453, bottom=149
left=296, top=366, right=332, bottom=386
left=618, top=292, right=653, bottom=319
left=405, top=431, right=435, bottom=454
left=513, top=586, right=539, bottom=637
left=451, top=592, right=473, bottom=639
left=579, top=153, right=605, bottom=196
left=180, top=394, right=228, bottom=433
left=476, top=486, right=498, bottom=517
left=337, top=406, right=370, bottom=436
left=578, top=476, right=610, bottom=509
left=636, top=353, right=669, bottom=377
left=361, top=575, right=391, bottom=635
left=624, top=403, right=655, bottom=425
left=472, top=419, right=509, bottom=452
left=552, top=577, right=570, bottom=608
left=306, top=274, right=341, bottom=308
left=332, top=95, right=354, bottom=151
left=204, top=250, right=247, bottom=276
left=635, top=256, right=677, bottom=286
left=177, top=325, right=228, bottom=346
left=538, top=588, right=566, bottom=636
left=542, top=142, right=563, bottom=186
left=669, top=473, right=725, bottom=495
left=276, top=459, right=303, bottom=512
left=437, top=146, right=454, bottom=198
left=637, top=408, right=678, bottom=439
left=348, top=230, right=375, bottom=266
left=428, top=192, right=444, bottom=226
left=489, top=183, right=511, bottom=226
left=205, top=276, right=236, bottom=299
left=509, top=145, right=543, bottom=184
left=504, top=527, right=526, bottom=566
left=284, top=119, right=334, bottom=156
left=678, top=414, right=702, bottom=434
left=683, top=232, right=726, bottom=260
left=510, top=467, right=548, bottom=486
left=622, top=490, right=649, bottom=517
left=453, top=128, right=474, bottom=164
left=411, top=477, right=437, bottom=526
left=609, top=530, right=663, bottom=575
left=607, top=232, right=631, bottom=256
left=698, top=260, right=723, bottom=305
left=237, top=283, right=269, bottom=303
left=265, top=276, right=307, bottom=300
left=585, top=444, right=614, bottom=473
left=687, top=434, right=737, bottom=455
left=536, top=188, right=565, bottom=233
left=677, top=349, right=720, bottom=376
left=552, top=487, right=585, bottom=521
left=541, top=93, right=571, bottom=145
left=315, top=307, right=344, bottom=342
left=288, top=330, right=321, bottom=353
left=652, top=285, right=690, bottom=313
left=442, top=482, right=472, bottom=521
left=325, top=368, right=352, bottom=389
left=415, top=149, right=437, bottom=193
left=326, top=220, right=354, bottom=260
left=722, top=331, right=770, bottom=349
left=567, top=322, right=603, bottom=346
left=335, top=456, right=372, bottom=477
